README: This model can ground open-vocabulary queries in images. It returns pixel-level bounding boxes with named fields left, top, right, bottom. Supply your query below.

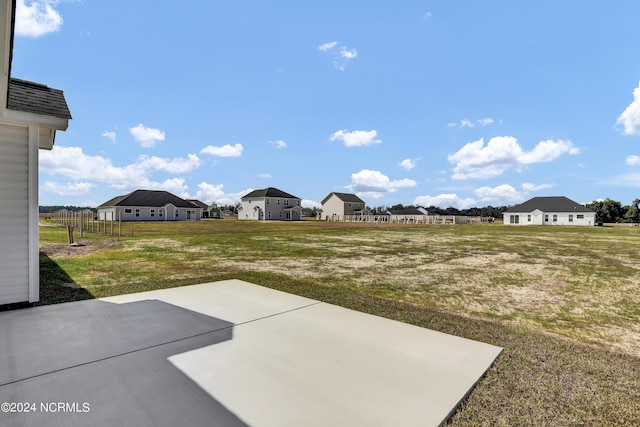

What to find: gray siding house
left=1, top=1, right=72, bottom=305
left=503, top=196, right=595, bottom=226
left=321, top=192, right=366, bottom=220
left=238, top=187, right=302, bottom=221
left=97, top=190, right=202, bottom=221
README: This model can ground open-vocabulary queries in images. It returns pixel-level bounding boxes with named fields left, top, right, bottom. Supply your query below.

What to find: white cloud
left=340, top=47, right=358, bottom=59
left=318, top=41, right=357, bottom=70
left=194, top=182, right=249, bottom=205
left=330, top=129, right=381, bottom=147
left=302, top=199, right=321, bottom=209
left=347, top=169, right=416, bottom=198
left=449, top=118, right=495, bottom=129
left=318, top=41, right=338, bottom=51
left=129, top=124, right=165, bottom=148
left=518, top=139, right=579, bottom=164
left=258, top=173, right=272, bottom=178
left=15, top=0, right=63, bottom=37
left=39, top=146, right=202, bottom=193
left=448, top=136, right=578, bottom=180
left=626, top=155, right=640, bottom=166
left=269, top=140, right=287, bottom=149
left=521, top=182, right=554, bottom=192
left=200, top=143, right=243, bottom=157
left=616, top=82, right=640, bottom=136
left=102, top=131, right=116, bottom=143
left=43, top=181, right=94, bottom=196
left=475, top=184, right=523, bottom=204
left=137, top=154, right=202, bottom=174
left=399, top=158, right=420, bottom=170
left=413, top=194, right=476, bottom=210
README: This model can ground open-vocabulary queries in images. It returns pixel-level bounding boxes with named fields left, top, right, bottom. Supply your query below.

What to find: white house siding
left=239, top=199, right=265, bottom=220
left=321, top=194, right=366, bottom=221
left=239, top=197, right=301, bottom=220
left=98, top=205, right=200, bottom=221
left=505, top=211, right=595, bottom=226
left=321, top=195, right=345, bottom=220
left=0, top=123, right=30, bottom=304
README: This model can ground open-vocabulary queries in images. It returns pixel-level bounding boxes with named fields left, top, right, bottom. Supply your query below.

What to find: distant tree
left=622, top=199, right=640, bottom=223
left=587, top=198, right=624, bottom=223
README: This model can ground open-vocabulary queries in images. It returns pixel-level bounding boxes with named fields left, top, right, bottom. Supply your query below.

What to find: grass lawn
left=39, top=219, right=640, bottom=426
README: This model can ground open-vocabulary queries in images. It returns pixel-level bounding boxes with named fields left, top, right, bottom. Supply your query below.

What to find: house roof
left=387, top=207, right=427, bottom=216
left=321, top=192, right=365, bottom=205
left=186, top=199, right=208, bottom=209
left=503, top=196, right=593, bottom=214
left=242, top=187, right=299, bottom=200
left=7, top=78, right=72, bottom=119
left=98, top=190, right=198, bottom=209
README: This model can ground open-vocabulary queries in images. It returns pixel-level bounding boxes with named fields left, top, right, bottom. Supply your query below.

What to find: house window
left=268, top=211, right=272, bottom=218
left=277, top=199, right=280, bottom=205
left=124, top=208, right=132, bottom=214
left=284, top=199, right=289, bottom=206
left=176, top=210, right=179, bottom=218
left=510, top=215, right=519, bottom=224
left=266, top=199, right=269, bottom=205
left=545, top=214, right=549, bottom=222
left=569, top=214, right=573, bottom=222
left=150, top=209, right=155, bottom=217
left=135, top=209, right=140, bottom=217
left=159, top=209, right=163, bottom=217
left=553, top=214, right=557, bottom=222
left=279, top=211, right=282, bottom=218
left=527, top=214, right=531, bottom=222
left=577, top=214, right=584, bottom=219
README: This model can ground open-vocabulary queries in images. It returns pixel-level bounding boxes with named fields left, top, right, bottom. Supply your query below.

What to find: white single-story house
left=321, top=192, right=367, bottom=221
left=503, top=196, right=595, bottom=226
left=97, top=190, right=202, bottom=221
left=238, top=187, right=302, bottom=221
left=1, top=1, right=72, bottom=306
left=386, top=207, right=430, bottom=223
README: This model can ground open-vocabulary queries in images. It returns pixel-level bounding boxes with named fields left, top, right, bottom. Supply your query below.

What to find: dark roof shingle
left=98, top=190, right=197, bottom=208
left=7, top=78, right=72, bottom=120
left=241, top=187, right=299, bottom=199
left=504, top=196, right=593, bottom=213
left=321, top=192, right=365, bottom=205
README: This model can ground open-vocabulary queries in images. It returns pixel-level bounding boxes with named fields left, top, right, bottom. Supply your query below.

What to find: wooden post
left=67, top=225, right=74, bottom=244
left=80, top=212, right=84, bottom=238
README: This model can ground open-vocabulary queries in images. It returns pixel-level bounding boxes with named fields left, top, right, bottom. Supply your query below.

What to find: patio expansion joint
left=0, top=300, right=323, bottom=388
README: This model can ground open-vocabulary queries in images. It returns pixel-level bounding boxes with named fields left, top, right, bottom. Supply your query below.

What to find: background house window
left=175, top=210, right=179, bottom=218
left=150, top=209, right=155, bottom=217
left=527, top=214, right=531, bottom=222
left=135, top=209, right=140, bottom=217
left=159, top=209, right=163, bottom=217
left=569, top=214, right=573, bottom=222
left=577, top=214, right=584, bottom=219
left=510, top=215, right=519, bottom=224
left=553, top=214, right=557, bottom=222
left=124, top=208, right=132, bottom=214
left=545, top=214, right=549, bottom=222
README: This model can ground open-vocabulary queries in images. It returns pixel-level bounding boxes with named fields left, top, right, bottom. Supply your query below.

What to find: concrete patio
left=0, top=279, right=502, bottom=426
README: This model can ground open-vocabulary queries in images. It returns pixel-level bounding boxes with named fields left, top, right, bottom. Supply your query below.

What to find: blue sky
left=12, top=1, right=640, bottom=209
